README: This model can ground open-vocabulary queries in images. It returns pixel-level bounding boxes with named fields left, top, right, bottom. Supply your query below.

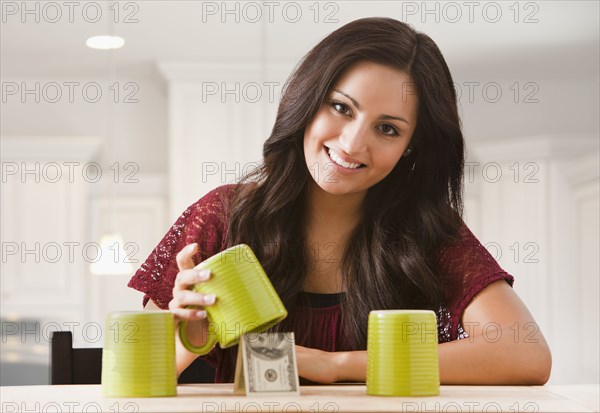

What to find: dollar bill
left=233, top=332, right=300, bottom=396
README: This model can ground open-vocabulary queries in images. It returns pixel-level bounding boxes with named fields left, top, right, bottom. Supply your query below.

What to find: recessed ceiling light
left=86, top=35, right=125, bottom=50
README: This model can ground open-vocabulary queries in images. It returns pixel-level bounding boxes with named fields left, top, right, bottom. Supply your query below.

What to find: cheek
left=303, top=120, right=321, bottom=157
left=303, top=119, right=316, bottom=147
left=306, top=111, right=337, bottom=143
left=303, top=130, right=314, bottom=158
left=378, top=148, right=405, bottom=171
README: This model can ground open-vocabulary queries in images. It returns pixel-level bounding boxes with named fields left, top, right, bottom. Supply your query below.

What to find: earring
left=403, top=148, right=412, bottom=157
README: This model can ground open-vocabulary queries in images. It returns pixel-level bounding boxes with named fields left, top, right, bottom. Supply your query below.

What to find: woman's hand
left=168, top=243, right=216, bottom=348
left=295, top=345, right=341, bottom=384
left=169, top=242, right=215, bottom=320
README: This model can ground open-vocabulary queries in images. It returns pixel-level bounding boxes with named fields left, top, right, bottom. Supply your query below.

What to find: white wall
left=0, top=72, right=169, bottom=174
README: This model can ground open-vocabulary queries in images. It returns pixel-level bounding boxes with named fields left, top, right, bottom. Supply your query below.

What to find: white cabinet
left=1, top=137, right=101, bottom=322
left=0, top=137, right=168, bottom=350
left=87, top=181, right=168, bottom=325
left=157, top=61, right=293, bottom=221
left=467, top=135, right=599, bottom=384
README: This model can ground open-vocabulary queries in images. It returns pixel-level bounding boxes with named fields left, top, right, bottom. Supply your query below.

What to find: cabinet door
left=1, top=162, right=87, bottom=321
left=87, top=195, right=167, bottom=327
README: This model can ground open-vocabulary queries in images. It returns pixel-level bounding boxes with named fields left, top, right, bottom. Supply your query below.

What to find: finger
left=173, top=268, right=211, bottom=291
left=176, top=243, right=198, bottom=271
left=172, top=290, right=217, bottom=308
left=170, top=307, right=208, bottom=321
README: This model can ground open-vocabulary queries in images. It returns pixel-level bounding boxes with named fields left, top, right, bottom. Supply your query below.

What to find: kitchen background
left=1, top=0, right=598, bottom=385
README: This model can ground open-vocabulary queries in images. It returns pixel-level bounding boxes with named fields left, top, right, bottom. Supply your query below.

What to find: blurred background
left=1, top=1, right=598, bottom=385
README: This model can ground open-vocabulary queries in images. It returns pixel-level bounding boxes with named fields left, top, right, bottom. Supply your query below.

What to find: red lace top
left=128, top=184, right=514, bottom=383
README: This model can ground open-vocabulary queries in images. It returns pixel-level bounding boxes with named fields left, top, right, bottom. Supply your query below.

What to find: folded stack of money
left=234, top=332, right=300, bottom=396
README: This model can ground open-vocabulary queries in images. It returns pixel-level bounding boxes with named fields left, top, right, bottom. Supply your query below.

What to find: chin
left=315, top=181, right=366, bottom=196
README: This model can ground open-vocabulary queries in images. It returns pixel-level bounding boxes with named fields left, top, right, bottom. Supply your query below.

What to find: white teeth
left=327, top=148, right=362, bottom=169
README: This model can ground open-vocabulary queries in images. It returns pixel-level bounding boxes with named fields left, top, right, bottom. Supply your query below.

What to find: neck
left=305, top=180, right=365, bottom=230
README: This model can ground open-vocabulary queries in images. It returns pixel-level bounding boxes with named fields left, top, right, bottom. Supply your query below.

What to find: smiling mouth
left=323, top=145, right=366, bottom=169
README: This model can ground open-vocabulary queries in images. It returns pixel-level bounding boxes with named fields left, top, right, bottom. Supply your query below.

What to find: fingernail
left=186, top=243, right=197, bottom=253
left=204, top=294, right=216, bottom=305
left=196, top=310, right=207, bottom=318
left=197, top=269, right=211, bottom=281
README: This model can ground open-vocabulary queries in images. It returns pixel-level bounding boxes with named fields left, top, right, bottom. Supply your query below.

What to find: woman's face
left=303, top=61, right=418, bottom=197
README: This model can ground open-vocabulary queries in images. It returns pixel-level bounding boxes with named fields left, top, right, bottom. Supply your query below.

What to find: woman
left=128, top=17, right=552, bottom=384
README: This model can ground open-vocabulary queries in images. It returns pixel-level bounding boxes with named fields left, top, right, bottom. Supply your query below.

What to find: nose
left=339, top=120, right=369, bottom=155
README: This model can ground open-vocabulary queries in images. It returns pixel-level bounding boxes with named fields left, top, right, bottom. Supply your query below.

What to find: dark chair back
left=50, top=331, right=215, bottom=384
left=50, top=331, right=102, bottom=384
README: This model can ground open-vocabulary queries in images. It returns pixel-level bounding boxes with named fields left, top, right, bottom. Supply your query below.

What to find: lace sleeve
left=437, top=222, right=515, bottom=342
left=127, top=184, right=235, bottom=309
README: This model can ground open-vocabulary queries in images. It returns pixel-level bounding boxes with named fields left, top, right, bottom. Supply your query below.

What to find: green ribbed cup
left=367, top=310, right=440, bottom=397
left=179, top=244, right=288, bottom=355
left=102, top=311, right=176, bottom=397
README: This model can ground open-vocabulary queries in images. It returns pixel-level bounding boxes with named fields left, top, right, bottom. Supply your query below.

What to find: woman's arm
left=437, top=279, right=551, bottom=384
left=298, top=280, right=552, bottom=384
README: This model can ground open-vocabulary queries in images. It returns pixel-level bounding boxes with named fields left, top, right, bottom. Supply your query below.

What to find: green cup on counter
left=367, top=310, right=440, bottom=397
left=179, top=244, right=288, bottom=355
left=102, top=311, right=176, bottom=397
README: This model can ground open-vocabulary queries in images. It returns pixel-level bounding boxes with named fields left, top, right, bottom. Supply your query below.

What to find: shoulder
left=193, top=183, right=239, bottom=207
left=436, top=220, right=514, bottom=301
left=184, top=184, right=240, bottom=220
left=169, top=184, right=241, bottom=253
left=436, top=220, right=483, bottom=259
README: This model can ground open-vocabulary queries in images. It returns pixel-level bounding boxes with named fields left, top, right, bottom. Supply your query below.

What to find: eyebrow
left=332, top=89, right=410, bottom=125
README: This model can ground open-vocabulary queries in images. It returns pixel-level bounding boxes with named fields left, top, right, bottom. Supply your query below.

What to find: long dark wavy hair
left=224, top=17, right=464, bottom=350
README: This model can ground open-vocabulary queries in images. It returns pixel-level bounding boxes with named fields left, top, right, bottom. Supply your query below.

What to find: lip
left=323, top=145, right=366, bottom=174
left=324, top=145, right=365, bottom=166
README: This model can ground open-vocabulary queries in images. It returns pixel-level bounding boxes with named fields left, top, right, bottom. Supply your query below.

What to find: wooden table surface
left=1, top=383, right=598, bottom=412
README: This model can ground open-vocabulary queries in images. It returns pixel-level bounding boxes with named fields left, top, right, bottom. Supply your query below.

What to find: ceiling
left=1, top=1, right=598, bottom=80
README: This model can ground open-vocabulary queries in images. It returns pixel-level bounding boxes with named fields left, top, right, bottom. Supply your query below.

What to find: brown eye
left=330, top=101, right=350, bottom=115
left=379, top=124, right=400, bottom=137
